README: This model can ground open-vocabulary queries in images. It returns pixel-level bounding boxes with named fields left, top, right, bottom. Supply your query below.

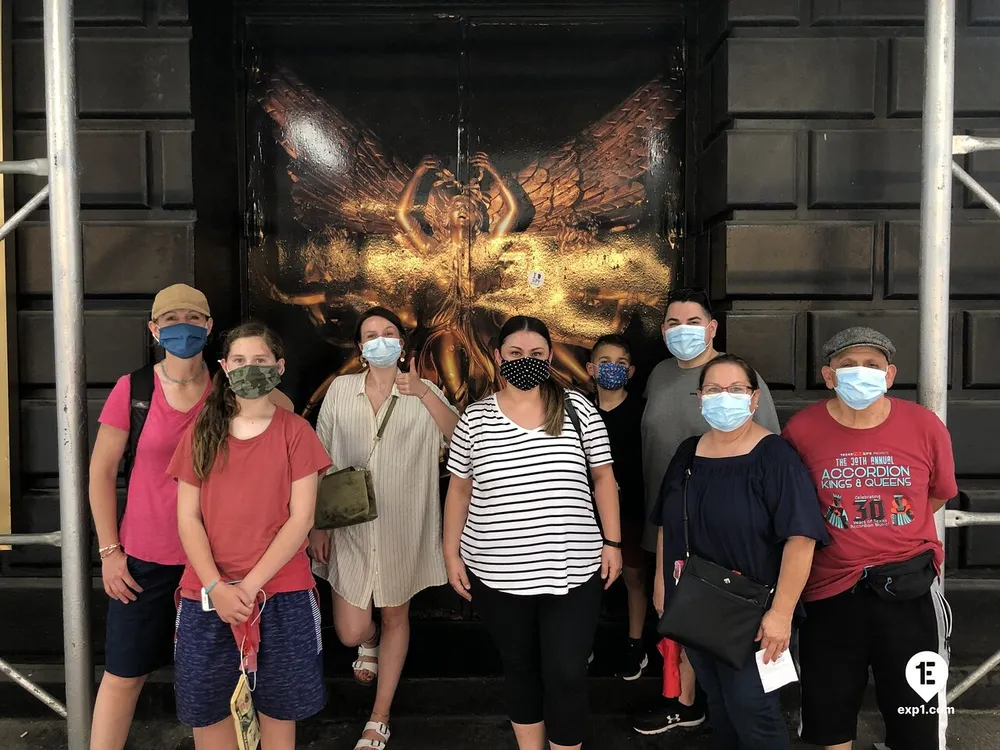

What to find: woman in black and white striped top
left=444, top=315, right=622, bottom=750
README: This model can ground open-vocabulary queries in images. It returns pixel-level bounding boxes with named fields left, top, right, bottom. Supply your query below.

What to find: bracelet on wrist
left=602, top=538, right=622, bottom=549
left=98, top=543, right=122, bottom=559
left=204, top=579, right=221, bottom=596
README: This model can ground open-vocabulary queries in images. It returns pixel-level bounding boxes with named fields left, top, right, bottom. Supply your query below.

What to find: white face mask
left=362, top=337, right=402, bottom=368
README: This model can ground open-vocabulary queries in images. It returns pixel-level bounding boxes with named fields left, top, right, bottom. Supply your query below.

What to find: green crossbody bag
left=314, top=395, right=399, bottom=530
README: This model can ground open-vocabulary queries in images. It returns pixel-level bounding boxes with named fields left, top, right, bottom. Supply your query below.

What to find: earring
left=360, top=356, right=368, bottom=368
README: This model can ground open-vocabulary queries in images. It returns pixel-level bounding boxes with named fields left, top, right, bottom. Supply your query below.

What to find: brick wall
left=689, top=1, right=1000, bottom=568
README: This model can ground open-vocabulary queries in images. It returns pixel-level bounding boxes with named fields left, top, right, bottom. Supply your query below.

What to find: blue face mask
left=665, top=325, right=708, bottom=361
left=834, top=366, right=888, bottom=410
left=595, top=362, right=629, bottom=391
left=157, top=323, right=208, bottom=360
left=362, top=336, right=402, bottom=369
left=701, top=392, right=754, bottom=432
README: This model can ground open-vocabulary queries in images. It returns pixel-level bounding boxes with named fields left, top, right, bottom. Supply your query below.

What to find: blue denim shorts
left=173, top=589, right=325, bottom=728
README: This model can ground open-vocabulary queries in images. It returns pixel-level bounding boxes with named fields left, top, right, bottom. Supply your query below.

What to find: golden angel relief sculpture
left=253, top=68, right=680, bottom=412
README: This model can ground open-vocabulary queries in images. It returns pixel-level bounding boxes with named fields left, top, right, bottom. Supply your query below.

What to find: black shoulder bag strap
left=123, top=363, right=156, bottom=487
left=564, top=394, right=601, bottom=528
left=682, top=452, right=695, bottom=560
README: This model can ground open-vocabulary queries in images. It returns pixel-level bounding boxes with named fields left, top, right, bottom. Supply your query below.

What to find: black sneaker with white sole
left=618, top=638, right=649, bottom=681
left=631, top=696, right=706, bottom=735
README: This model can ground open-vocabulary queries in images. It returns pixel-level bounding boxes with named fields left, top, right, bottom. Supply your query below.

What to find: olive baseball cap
left=822, top=326, right=896, bottom=363
left=151, top=284, right=211, bottom=321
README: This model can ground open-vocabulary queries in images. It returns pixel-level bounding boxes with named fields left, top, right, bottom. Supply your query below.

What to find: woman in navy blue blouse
left=651, top=354, right=828, bottom=750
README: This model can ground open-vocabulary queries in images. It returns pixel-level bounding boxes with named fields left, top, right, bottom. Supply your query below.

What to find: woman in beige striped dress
left=308, top=306, right=458, bottom=750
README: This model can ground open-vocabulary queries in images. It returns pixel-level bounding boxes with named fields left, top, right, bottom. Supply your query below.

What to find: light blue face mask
left=665, top=325, right=708, bottom=361
left=834, top=366, right=888, bottom=410
left=701, top=392, right=754, bottom=432
left=362, top=336, right=402, bottom=369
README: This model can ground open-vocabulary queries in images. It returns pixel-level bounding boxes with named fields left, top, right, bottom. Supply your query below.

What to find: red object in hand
left=658, top=638, right=682, bottom=698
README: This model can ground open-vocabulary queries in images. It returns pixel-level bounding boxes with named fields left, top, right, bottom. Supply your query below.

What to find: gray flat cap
left=822, top=326, right=896, bottom=363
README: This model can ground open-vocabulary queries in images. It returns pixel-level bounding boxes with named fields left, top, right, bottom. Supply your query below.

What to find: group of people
left=86, top=282, right=955, bottom=750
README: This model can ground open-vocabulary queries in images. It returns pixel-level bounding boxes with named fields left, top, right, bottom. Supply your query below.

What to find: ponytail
left=540, top=378, right=565, bottom=437
left=191, top=368, right=236, bottom=480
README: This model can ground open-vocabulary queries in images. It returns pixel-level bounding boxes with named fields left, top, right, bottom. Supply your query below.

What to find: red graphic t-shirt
left=168, top=406, right=332, bottom=599
left=782, top=397, right=958, bottom=603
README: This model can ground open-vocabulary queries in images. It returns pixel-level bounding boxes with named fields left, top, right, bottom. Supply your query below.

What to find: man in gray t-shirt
left=631, top=287, right=780, bottom=737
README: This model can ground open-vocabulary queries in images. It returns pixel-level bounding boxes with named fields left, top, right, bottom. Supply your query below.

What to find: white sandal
left=354, top=720, right=390, bottom=749
left=353, top=625, right=380, bottom=686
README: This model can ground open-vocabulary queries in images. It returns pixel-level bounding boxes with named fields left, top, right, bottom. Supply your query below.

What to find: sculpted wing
left=257, top=67, right=412, bottom=235
left=486, top=77, right=681, bottom=237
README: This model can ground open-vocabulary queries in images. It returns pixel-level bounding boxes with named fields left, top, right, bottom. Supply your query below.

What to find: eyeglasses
left=701, top=385, right=754, bottom=396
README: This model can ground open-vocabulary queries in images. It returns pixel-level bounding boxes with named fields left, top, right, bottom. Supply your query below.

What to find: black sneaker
left=631, top=696, right=706, bottom=735
left=618, top=638, right=649, bottom=681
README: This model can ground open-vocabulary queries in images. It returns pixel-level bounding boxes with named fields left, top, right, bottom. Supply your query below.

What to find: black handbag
left=656, top=461, right=774, bottom=670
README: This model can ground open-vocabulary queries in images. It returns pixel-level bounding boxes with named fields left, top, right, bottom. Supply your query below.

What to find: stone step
left=4, top=661, right=999, bottom=720
left=4, top=713, right=1000, bottom=750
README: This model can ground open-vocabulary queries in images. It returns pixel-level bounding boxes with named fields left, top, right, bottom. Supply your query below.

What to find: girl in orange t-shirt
left=168, top=322, right=331, bottom=750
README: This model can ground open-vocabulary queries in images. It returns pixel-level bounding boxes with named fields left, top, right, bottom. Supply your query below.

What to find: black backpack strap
left=122, top=363, right=156, bottom=489
left=563, top=392, right=587, bottom=459
left=564, top=393, right=601, bottom=529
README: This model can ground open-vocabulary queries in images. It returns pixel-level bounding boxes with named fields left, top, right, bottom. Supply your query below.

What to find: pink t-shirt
left=99, top=373, right=210, bottom=565
left=167, top=406, right=331, bottom=598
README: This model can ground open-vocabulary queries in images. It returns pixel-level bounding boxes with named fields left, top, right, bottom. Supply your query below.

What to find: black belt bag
left=864, top=550, right=937, bottom=601
left=656, top=464, right=774, bottom=670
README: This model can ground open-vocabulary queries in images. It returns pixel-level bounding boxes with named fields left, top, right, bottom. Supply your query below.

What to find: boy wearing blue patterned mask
left=586, top=335, right=649, bottom=682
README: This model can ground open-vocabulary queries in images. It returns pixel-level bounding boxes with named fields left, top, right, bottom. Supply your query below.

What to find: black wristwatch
left=603, top=538, right=622, bottom=549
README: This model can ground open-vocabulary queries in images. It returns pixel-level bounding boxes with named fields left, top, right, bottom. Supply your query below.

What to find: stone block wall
left=688, top=1, right=1000, bottom=568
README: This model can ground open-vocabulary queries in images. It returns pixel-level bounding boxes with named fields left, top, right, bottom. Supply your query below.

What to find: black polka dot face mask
left=500, top=356, right=552, bottom=391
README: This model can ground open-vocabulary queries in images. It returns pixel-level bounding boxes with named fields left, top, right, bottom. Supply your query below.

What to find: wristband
left=204, top=579, right=221, bottom=596
left=603, top=538, right=622, bottom=549
left=98, top=543, right=122, bottom=559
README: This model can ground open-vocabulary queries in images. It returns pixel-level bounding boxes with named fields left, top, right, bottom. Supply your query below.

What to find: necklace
left=366, top=372, right=393, bottom=394
left=159, top=360, right=206, bottom=385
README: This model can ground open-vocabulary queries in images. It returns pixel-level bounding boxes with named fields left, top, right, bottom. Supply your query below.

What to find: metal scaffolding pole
left=918, top=1, right=955, bottom=748
left=42, top=0, right=93, bottom=746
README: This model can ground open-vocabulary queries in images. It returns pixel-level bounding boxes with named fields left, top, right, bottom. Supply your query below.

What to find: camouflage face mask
left=226, top=364, right=281, bottom=399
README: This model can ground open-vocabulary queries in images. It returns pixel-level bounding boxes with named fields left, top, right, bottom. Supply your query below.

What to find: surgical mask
left=701, top=392, right=754, bottom=432
left=362, top=337, right=402, bottom=369
left=156, top=323, right=208, bottom=360
left=834, top=366, right=888, bottom=411
left=500, top=356, right=551, bottom=391
left=595, top=362, right=629, bottom=391
left=665, top=325, right=708, bottom=361
left=226, top=364, right=281, bottom=400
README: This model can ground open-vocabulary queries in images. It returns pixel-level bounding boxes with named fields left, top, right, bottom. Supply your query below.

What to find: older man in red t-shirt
left=783, top=327, right=957, bottom=750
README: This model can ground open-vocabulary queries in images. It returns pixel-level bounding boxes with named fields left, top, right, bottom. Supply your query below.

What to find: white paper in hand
left=755, top=648, right=798, bottom=694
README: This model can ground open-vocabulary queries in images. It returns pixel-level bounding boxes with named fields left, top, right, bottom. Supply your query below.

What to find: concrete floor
left=4, top=712, right=1000, bottom=749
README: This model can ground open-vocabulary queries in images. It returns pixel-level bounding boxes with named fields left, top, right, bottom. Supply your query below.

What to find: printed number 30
left=853, top=498, right=885, bottom=523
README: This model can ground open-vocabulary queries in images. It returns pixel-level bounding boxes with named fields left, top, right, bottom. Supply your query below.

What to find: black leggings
left=471, top=572, right=603, bottom=746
